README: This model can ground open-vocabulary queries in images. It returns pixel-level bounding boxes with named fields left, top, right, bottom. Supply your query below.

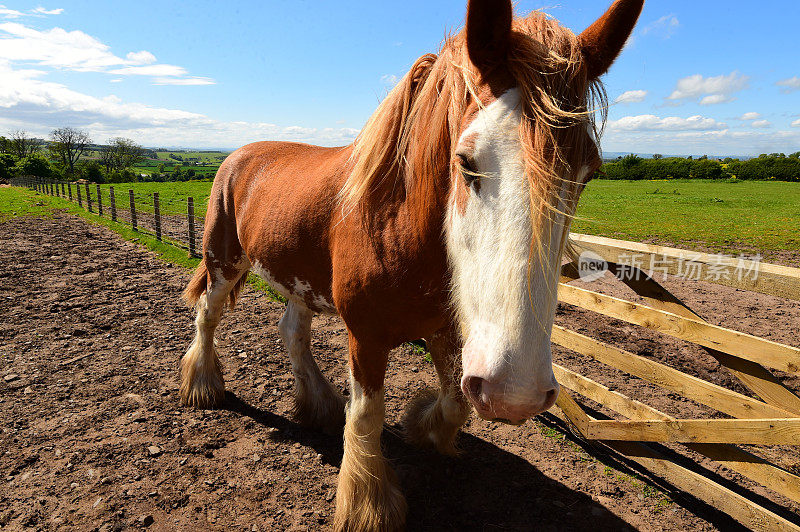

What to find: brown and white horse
left=179, top=0, right=643, bottom=529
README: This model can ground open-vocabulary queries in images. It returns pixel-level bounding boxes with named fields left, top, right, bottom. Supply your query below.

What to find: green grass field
left=0, top=186, right=53, bottom=221
left=92, top=180, right=215, bottom=217
left=571, top=179, right=800, bottom=256
left=153, top=150, right=229, bottom=163
left=130, top=164, right=219, bottom=176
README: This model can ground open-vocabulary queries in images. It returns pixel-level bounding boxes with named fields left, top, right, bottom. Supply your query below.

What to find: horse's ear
left=466, top=0, right=513, bottom=72
left=579, top=0, right=644, bottom=80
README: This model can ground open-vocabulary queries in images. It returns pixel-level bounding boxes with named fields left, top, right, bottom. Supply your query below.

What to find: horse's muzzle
left=461, top=375, right=559, bottom=424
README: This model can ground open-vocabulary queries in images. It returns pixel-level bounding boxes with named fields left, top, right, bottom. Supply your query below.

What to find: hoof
left=333, top=468, right=407, bottom=532
left=402, top=387, right=468, bottom=456
left=292, top=376, right=347, bottom=435
left=179, top=343, right=225, bottom=408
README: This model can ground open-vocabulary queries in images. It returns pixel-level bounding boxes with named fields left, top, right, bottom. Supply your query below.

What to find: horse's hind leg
left=180, top=262, right=248, bottom=408
left=279, top=300, right=346, bottom=434
left=403, top=324, right=470, bottom=455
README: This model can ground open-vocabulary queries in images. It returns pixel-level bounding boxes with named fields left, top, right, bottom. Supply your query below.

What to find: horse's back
left=205, top=141, right=350, bottom=312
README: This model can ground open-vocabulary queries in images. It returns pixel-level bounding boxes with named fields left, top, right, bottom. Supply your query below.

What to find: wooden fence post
left=153, top=192, right=162, bottom=241
left=60, top=182, right=65, bottom=197
left=76, top=183, right=82, bottom=207
left=187, top=197, right=196, bottom=257
left=84, top=183, right=92, bottom=212
left=96, top=184, right=103, bottom=216
left=67, top=182, right=72, bottom=201
left=109, top=186, right=117, bottom=222
left=129, top=190, right=137, bottom=231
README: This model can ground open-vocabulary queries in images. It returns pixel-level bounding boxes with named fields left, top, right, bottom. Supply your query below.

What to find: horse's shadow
left=223, top=391, right=635, bottom=530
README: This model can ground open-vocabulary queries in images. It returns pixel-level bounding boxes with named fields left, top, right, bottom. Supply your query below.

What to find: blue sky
left=0, top=1, right=798, bottom=155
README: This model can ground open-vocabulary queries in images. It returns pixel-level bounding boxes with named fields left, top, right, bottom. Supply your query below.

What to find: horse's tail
left=183, top=260, right=209, bottom=308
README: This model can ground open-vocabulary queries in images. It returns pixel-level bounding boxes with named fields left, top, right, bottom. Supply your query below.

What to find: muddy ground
left=1, top=213, right=799, bottom=531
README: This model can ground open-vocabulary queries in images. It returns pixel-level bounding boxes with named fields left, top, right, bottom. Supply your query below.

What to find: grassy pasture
left=130, top=164, right=219, bottom=176
left=92, top=180, right=215, bottom=217
left=572, top=179, right=800, bottom=256
left=153, top=150, right=229, bottom=163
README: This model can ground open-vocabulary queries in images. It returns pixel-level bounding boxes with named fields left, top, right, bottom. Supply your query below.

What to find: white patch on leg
left=312, top=293, right=337, bottom=314
left=335, top=373, right=406, bottom=531
left=279, top=301, right=345, bottom=432
left=251, top=262, right=337, bottom=314
left=292, top=277, right=312, bottom=298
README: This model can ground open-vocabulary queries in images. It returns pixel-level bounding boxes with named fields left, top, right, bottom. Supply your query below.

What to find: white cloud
left=642, top=14, right=680, bottom=39
left=668, top=72, right=749, bottom=105
left=751, top=120, right=771, bottom=129
left=699, top=94, right=733, bottom=105
left=0, top=21, right=212, bottom=84
left=792, top=119, right=800, bottom=128
left=152, top=76, right=215, bottom=86
left=738, top=112, right=761, bottom=121
left=1, top=5, right=62, bottom=18
left=108, top=64, right=188, bottom=77
left=0, top=60, right=357, bottom=148
left=608, top=114, right=727, bottom=132
left=613, top=90, right=647, bottom=104
left=0, top=5, right=23, bottom=18
left=603, top=128, right=800, bottom=156
left=776, top=76, right=800, bottom=94
left=380, top=74, right=399, bottom=86
left=125, top=50, right=156, bottom=65
left=32, top=7, right=63, bottom=16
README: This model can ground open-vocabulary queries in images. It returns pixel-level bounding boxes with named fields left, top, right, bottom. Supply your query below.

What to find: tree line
left=601, top=153, right=800, bottom=182
left=0, top=128, right=147, bottom=183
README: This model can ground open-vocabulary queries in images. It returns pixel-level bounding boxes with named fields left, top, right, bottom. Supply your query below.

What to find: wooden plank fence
left=9, top=176, right=800, bottom=529
left=558, top=234, right=800, bottom=530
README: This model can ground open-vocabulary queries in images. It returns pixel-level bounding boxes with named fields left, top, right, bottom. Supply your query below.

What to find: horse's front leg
left=403, top=324, right=470, bottom=455
left=334, top=335, right=406, bottom=532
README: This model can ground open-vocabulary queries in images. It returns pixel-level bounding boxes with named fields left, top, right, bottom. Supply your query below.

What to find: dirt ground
left=1, top=213, right=799, bottom=531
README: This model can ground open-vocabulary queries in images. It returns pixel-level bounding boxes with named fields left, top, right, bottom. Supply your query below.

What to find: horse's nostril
left=464, top=376, right=484, bottom=406
left=542, top=387, right=559, bottom=409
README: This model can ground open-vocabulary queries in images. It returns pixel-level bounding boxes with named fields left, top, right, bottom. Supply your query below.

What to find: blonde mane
left=340, top=10, right=608, bottom=221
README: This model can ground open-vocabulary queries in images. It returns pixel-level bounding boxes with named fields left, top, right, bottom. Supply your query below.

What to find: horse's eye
left=456, top=154, right=479, bottom=187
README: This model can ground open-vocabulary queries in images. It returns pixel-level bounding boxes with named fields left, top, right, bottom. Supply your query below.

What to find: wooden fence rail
left=558, top=236, right=800, bottom=530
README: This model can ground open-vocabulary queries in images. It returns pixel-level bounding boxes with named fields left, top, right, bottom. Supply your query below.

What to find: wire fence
left=11, top=175, right=204, bottom=258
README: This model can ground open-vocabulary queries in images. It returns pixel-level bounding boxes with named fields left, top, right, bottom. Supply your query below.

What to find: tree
left=76, top=160, right=104, bottom=183
left=0, top=153, right=18, bottom=181
left=10, top=130, right=39, bottom=159
left=110, top=138, right=145, bottom=170
left=99, top=145, right=116, bottom=173
left=49, top=127, right=91, bottom=177
left=14, top=153, right=53, bottom=178
left=652, top=153, right=663, bottom=160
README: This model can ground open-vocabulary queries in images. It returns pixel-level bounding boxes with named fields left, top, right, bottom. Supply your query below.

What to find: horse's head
left=448, top=0, right=643, bottom=424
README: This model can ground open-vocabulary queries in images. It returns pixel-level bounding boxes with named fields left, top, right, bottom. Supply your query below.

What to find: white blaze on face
left=446, top=88, right=575, bottom=418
